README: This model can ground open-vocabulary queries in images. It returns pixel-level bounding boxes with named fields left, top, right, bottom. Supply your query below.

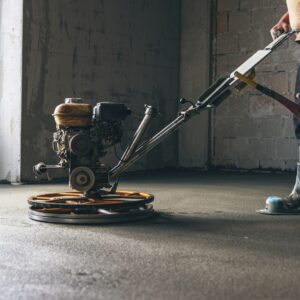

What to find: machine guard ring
left=28, top=190, right=154, bottom=210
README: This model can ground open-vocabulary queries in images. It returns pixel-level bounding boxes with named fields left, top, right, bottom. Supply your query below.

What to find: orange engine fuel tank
left=53, top=98, right=93, bottom=128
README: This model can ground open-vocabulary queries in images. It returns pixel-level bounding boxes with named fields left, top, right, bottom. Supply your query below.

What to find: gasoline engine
left=35, top=98, right=131, bottom=194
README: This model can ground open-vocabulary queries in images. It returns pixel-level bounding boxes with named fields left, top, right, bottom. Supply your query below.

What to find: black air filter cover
left=93, top=102, right=131, bottom=122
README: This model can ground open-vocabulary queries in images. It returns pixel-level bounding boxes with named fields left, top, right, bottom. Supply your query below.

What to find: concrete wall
left=178, top=0, right=211, bottom=168
left=3, top=0, right=295, bottom=183
left=0, top=0, right=23, bottom=182
left=213, top=0, right=298, bottom=171
left=21, top=0, right=180, bottom=181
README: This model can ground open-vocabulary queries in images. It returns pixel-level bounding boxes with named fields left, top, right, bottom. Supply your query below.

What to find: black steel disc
left=28, top=204, right=154, bottom=224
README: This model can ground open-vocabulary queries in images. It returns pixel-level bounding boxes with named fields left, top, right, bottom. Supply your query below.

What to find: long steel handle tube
left=110, top=107, right=197, bottom=180
left=119, top=105, right=156, bottom=163
left=266, top=30, right=295, bottom=51
left=197, top=77, right=233, bottom=108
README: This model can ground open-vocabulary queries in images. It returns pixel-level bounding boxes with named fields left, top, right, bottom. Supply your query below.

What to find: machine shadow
left=110, top=210, right=300, bottom=239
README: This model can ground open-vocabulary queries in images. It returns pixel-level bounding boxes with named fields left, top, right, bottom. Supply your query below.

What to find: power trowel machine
left=29, top=30, right=300, bottom=224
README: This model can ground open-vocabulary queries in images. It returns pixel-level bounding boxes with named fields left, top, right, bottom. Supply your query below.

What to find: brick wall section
left=213, top=0, right=299, bottom=171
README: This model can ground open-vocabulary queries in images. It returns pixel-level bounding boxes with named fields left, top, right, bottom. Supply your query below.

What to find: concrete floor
left=1, top=170, right=300, bottom=300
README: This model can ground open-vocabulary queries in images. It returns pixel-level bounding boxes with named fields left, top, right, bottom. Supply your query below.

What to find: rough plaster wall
left=22, top=0, right=180, bottom=181
left=178, top=0, right=211, bottom=168
left=213, top=0, right=299, bottom=171
left=0, top=0, right=23, bottom=182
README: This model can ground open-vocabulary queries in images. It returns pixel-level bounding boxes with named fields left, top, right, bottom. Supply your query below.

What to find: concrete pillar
left=0, top=0, right=23, bottom=182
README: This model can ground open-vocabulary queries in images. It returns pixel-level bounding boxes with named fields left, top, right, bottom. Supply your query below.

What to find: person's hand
left=270, top=22, right=289, bottom=39
left=270, top=12, right=290, bottom=40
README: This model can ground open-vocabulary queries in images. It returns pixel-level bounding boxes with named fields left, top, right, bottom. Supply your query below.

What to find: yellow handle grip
left=234, top=71, right=257, bottom=89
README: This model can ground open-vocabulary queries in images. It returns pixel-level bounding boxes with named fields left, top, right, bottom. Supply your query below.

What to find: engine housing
left=52, top=98, right=131, bottom=192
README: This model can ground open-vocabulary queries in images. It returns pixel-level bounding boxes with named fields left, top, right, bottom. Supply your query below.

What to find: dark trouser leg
left=293, top=64, right=300, bottom=147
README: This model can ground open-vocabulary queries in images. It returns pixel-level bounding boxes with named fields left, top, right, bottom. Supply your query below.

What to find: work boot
left=259, top=163, right=300, bottom=214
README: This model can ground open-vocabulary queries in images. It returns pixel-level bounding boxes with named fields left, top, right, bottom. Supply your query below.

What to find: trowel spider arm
left=110, top=30, right=295, bottom=181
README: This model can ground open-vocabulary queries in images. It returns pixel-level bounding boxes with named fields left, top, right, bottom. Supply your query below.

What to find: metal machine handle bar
left=230, top=30, right=295, bottom=83
left=265, top=30, right=295, bottom=51
left=110, top=109, right=193, bottom=180
left=119, top=105, right=157, bottom=163
left=196, top=77, right=233, bottom=108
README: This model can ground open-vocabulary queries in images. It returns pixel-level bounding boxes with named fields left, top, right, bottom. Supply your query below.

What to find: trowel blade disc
left=28, top=204, right=154, bottom=224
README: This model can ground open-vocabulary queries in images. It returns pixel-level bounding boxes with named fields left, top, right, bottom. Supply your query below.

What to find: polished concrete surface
left=1, top=170, right=300, bottom=300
